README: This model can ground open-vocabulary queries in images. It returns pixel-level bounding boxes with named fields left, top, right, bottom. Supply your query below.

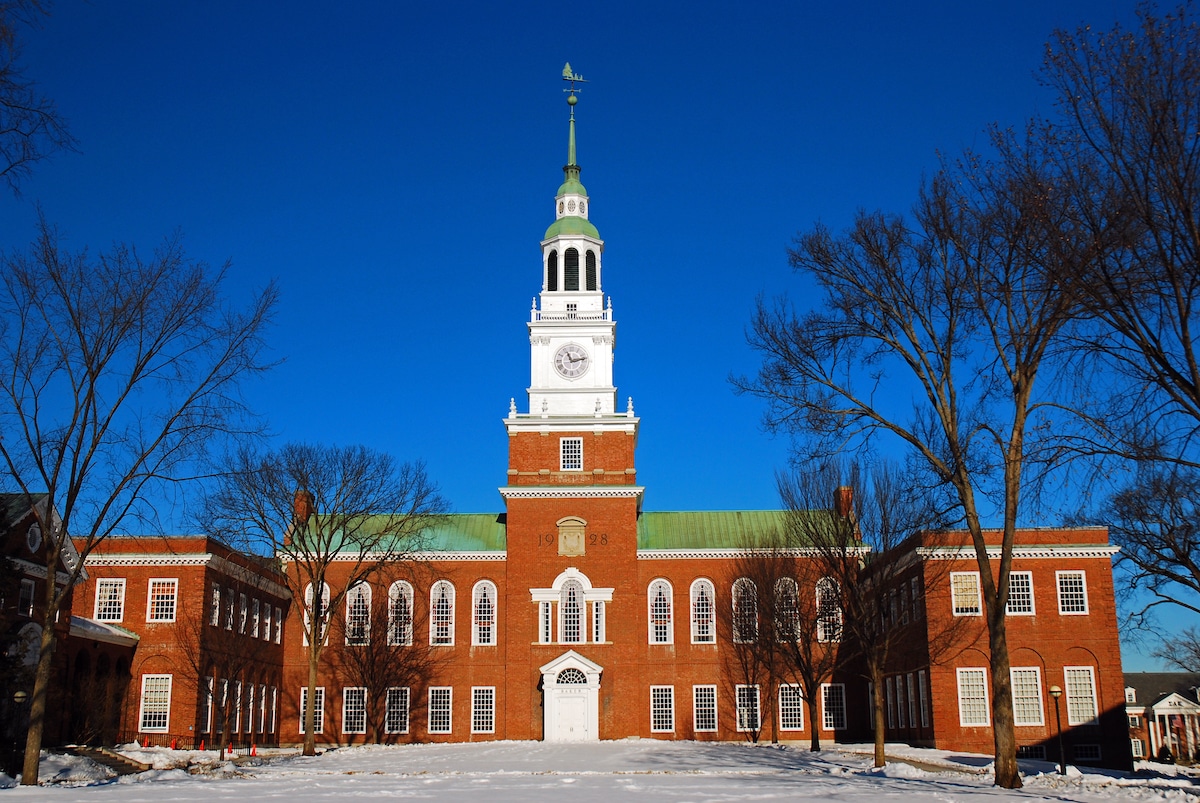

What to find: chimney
left=834, top=486, right=853, bottom=518
left=293, top=488, right=315, bottom=524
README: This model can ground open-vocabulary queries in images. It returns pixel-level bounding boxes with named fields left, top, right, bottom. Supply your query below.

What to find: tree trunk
left=987, top=607, right=1020, bottom=788
left=19, top=620, right=58, bottom=785
left=808, top=692, right=821, bottom=752
left=872, top=669, right=887, bottom=768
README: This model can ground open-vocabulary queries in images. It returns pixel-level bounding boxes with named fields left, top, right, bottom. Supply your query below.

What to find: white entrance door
left=554, top=693, right=589, bottom=741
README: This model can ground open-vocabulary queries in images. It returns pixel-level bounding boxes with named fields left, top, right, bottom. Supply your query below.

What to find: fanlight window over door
left=557, top=668, right=587, bottom=685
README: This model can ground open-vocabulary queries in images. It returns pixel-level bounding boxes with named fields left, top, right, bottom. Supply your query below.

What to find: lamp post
left=1049, top=685, right=1066, bottom=775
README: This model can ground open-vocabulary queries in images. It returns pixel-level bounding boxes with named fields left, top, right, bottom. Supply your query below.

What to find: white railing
left=532, top=309, right=612, bottom=322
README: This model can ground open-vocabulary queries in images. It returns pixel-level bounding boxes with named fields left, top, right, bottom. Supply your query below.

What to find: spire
left=545, top=64, right=598, bottom=240
left=558, top=63, right=586, bottom=197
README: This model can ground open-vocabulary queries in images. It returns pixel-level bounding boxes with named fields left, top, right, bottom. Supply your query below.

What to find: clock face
left=554, top=343, right=590, bottom=378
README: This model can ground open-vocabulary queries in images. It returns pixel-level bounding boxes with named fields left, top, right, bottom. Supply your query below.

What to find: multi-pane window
left=592, top=600, right=605, bottom=643
left=270, top=686, right=278, bottom=733
left=1057, top=571, right=1089, bottom=614
left=473, top=581, right=497, bottom=646
left=262, top=604, right=272, bottom=642
left=342, top=687, right=367, bottom=734
left=1006, top=571, right=1034, bottom=615
left=210, top=583, right=221, bottom=626
left=224, top=587, right=235, bottom=630
left=428, top=687, right=452, bottom=734
left=299, top=686, right=325, bottom=734
left=1131, top=738, right=1145, bottom=758
left=1065, top=666, right=1099, bottom=726
left=239, top=593, right=248, bottom=633
left=147, top=579, right=178, bottom=622
left=816, top=577, right=842, bottom=642
left=303, top=583, right=330, bottom=646
left=1010, top=667, right=1045, bottom=726
left=560, top=437, right=583, bottom=471
left=274, top=606, right=283, bottom=643
left=540, top=601, right=553, bottom=644
left=560, top=580, right=584, bottom=643
left=388, top=581, right=414, bottom=646
left=385, top=687, right=410, bottom=734
left=951, top=573, right=982, bottom=616
left=648, top=580, right=673, bottom=644
left=1074, top=744, right=1102, bottom=762
left=472, top=687, right=495, bottom=734
left=918, top=669, right=930, bottom=728
left=774, top=578, right=800, bottom=642
left=202, top=677, right=214, bottom=733
left=732, top=578, right=758, bottom=643
left=18, top=579, right=34, bottom=617
left=346, top=583, right=371, bottom=645
left=252, top=598, right=260, bottom=637
left=910, top=576, right=923, bottom=620
left=139, top=674, right=172, bottom=731
left=690, top=579, right=715, bottom=644
left=216, top=680, right=228, bottom=733
left=822, top=683, right=847, bottom=730
left=736, top=685, right=761, bottom=732
left=693, top=685, right=717, bottom=732
left=233, top=681, right=243, bottom=732
left=895, top=674, right=906, bottom=728
left=430, top=580, right=455, bottom=645
left=886, top=676, right=895, bottom=729
left=259, top=683, right=268, bottom=734
left=650, top=686, right=674, bottom=732
left=95, top=579, right=126, bottom=622
left=779, top=684, right=804, bottom=731
left=956, top=668, right=990, bottom=726
left=907, top=674, right=917, bottom=730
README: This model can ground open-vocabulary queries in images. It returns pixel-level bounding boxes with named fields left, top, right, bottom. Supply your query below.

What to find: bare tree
left=737, top=152, right=1079, bottom=786
left=0, top=220, right=276, bottom=784
left=1155, top=626, right=1200, bottom=673
left=202, top=443, right=447, bottom=756
left=0, top=1, right=75, bottom=194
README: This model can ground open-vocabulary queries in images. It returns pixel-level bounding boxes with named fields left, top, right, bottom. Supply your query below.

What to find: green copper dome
left=544, top=214, right=600, bottom=239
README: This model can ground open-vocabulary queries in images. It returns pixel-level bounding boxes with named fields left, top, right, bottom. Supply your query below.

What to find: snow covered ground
left=2, top=740, right=1198, bottom=802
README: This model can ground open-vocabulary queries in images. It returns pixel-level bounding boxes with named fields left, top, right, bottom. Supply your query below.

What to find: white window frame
left=896, top=673, right=906, bottom=728
left=693, top=685, right=718, bottom=732
left=592, top=599, right=606, bottom=643
left=1010, top=666, right=1045, bottom=726
left=732, top=578, right=758, bottom=643
left=94, top=578, right=126, bottom=622
left=774, top=577, right=800, bottom=642
left=648, top=579, right=674, bottom=645
left=345, top=582, right=371, bottom=646
left=144, top=578, right=178, bottom=622
left=560, top=437, right=583, bottom=471
left=1131, top=737, right=1145, bottom=758
left=650, top=685, right=675, bottom=733
left=918, top=669, right=929, bottom=728
left=342, top=687, right=367, bottom=734
left=956, top=667, right=990, bottom=726
left=18, top=578, right=35, bottom=617
left=539, top=601, right=553, bottom=644
left=821, top=683, right=847, bottom=730
left=471, top=686, right=495, bottom=734
left=736, top=684, right=761, bottom=732
left=779, top=684, right=805, bottom=731
left=559, top=579, right=584, bottom=644
left=274, top=605, right=283, bottom=643
left=472, top=581, right=498, bottom=646
left=428, top=687, right=453, bottom=734
left=430, top=580, right=455, bottom=646
left=1057, top=571, right=1089, bottom=615
left=690, top=578, right=716, bottom=644
left=262, top=604, right=272, bottom=642
left=209, top=583, right=221, bottom=626
left=299, top=686, right=325, bottom=734
left=251, top=598, right=260, bottom=637
left=1065, top=665, right=1099, bottom=726
left=906, top=673, right=917, bottom=730
left=388, top=581, right=414, bottom=646
left=239, top=592, right=248, bottom=633
left=951, top=572, right=982, bottom=616
left=385, top=687, right=410, bottom=734
left=1006, top=571, right=1035, bottom=615
left=1074, top=743, right=1102, bottom=762
left=138, top=674, right=172, bottom=732
left=815, top=577, right=842, bottom=642
left=202, top=676, right=214, bottom=733
left=886, top=676, right=895, bottom=729
left=303, top=583, right=330, bottom=646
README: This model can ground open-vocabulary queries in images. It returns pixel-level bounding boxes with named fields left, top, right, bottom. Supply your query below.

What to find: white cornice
left=10, top=557, right=73, bottom=586
left=504, top=416, right=639, bottom=434
left=499, top=486, right=644, bottom=500
left=916, top=545, right=1121, bottom=560
left=84, top=552, right=291, bottom=599
left=280, top=551, right=507, bottom=563
left=638, top=547, right=871, bottom=560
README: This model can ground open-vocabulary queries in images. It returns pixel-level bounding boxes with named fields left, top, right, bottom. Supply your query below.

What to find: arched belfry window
left=564, top=248, right=580, bottom=291
left=585, top=250, right=597, bottom=291
left=547, top=251, right=559, bottom=292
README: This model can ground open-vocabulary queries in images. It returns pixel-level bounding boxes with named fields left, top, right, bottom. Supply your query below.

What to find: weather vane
left=562, top=62, right=587, bottom=107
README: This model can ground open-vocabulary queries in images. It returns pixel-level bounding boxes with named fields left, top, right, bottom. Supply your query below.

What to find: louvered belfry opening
left=585, top=250, right=597, bottom=290
left=547, top=250, right=559, bottom=291
left=564, top=248, right=580, bottom=290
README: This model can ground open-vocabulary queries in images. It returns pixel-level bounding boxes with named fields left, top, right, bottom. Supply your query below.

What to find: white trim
left=735, top=684, right=761, bottom=732
left=650, top=685, right=675, bottom=733
left=638, top=547, right=870, bottom=560
left=342, top=687, right=367, bottom=734
left=1006, top=571, right=1035, bottom=616
left=472, top=580, right=498, bottom=646
left=950, top=572, right=982, bottom=616
left=779, top=684, right=805, bottom=731
left=647, top=578, right=674, bottom=645
left=693, top=685, right=718, bottom=733
left=956, top=668, right=990, bottom=727
left=918, top=545, right=1119, bottom=560
left=1010, top=666, right=1045, bottom=726
left=428, top=687, right=453, bottom=734
left=145, top=577, right=178, bottom=622
left=1056, top=570, right=1090, bottom=615
left=499, top=486, right=644, bottom=500
left=304, top=551, right=507, bottom=562
left=85, top=553, right=290, bottom=598
left=138, top=674, right=172, bottom=732
left=471, top=686, right=496, bottom=734
left=821, top=683, right=847, bottom=730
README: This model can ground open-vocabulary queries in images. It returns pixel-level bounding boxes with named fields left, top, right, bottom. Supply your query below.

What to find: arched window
left=774, top=577, right=799, bottom=642
left=472, top=580, right=497, bottom=646
left=387, top=581, right=413, bottom=646
left=345, top=582, right=371, bottom=646
left=648, top=579, right=673, bottom=644
left=732, top=578, right=758, bottom=643
left=557, top=668, right=587, bottom=685
left=303, top=582, right=330, bottom=646
left=585, top=250, right=597, bottom=291
left=430, top=580, right=455, bottom=646
left=690, top=579, right=716, bottom=644
left=816, top=577, right=843, bottom=643
left=560, top=579, right=584, bottom=643
left=547, top=250, right=558, bottom=291
left=564, top=248, right=580, bottom=290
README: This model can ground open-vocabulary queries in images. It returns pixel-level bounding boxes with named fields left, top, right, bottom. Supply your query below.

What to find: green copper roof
left=638, top=511, right=793, bottom=549
left=421, top=513, right=507, bottom=552
left=544, top=214, right=600, bottom=240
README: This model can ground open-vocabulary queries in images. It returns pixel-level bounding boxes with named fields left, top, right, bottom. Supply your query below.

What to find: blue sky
left=5, top=0, right=1168, bottom=663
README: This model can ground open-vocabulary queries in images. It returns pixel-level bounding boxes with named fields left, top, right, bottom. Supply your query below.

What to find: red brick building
left=58, top=80, right=1131, bottom=772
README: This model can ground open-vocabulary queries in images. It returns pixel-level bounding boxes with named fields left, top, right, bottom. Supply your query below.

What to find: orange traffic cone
left=251, top=744, right=256, bottom=757
left=199, top=740, right=205, bottom=751
left=143, top=737, right=149, bottom=748
left=170, top=738, right=177, bottom=750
